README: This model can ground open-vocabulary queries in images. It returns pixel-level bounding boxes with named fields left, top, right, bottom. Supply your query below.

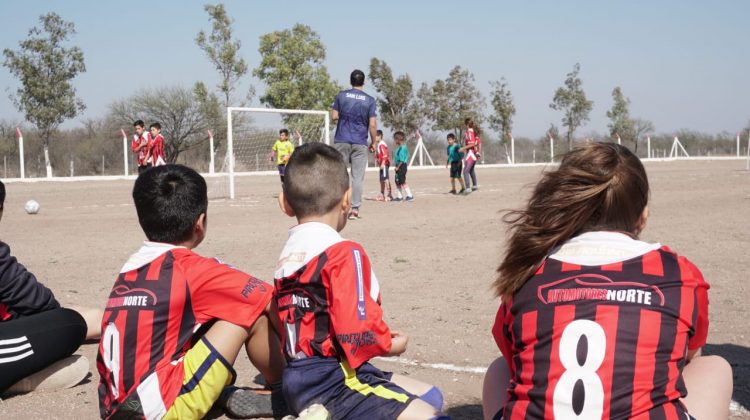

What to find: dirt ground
left=0, top=159, right=748, bottom=419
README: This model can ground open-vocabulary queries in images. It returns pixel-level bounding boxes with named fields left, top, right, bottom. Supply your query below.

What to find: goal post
left=222, top=107, right=330, bottom=200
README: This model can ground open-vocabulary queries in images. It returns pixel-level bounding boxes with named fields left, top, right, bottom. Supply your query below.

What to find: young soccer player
left=97, top=165, right=287, bottom=419
left=375, top=129, right=393, bottom=201
left=460, top=118, right=479, bottom=193
left=271, top=128, right=295, bottom=183
left=446, top=133, right=466, bottom=194
left=482, top=143, right=733, bottom=420
left=274, top=142, right=447, bottom=420
left=131, top=120, right=150, bottom=174
left=147, top=122, right=166, bottom=167
left=0, top=180, right=102, bottom=396
left=392, top=131, right=414, bottom=202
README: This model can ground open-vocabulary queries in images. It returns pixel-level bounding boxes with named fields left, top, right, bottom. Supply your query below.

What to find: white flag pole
left=16, top=127, right=24, bottom=179
left=548, top=132, right=554, bottom=163
left=120, top=128, right=129, bottom=176
left=208, top=130, right=215, bottom=174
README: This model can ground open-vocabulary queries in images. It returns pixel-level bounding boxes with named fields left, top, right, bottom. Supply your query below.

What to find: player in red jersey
left=147, top=122, right=166, bottom=167
left=374, top=130, right=393, bottom=201
left=274, top=142, right=447, bottom=419
left=131, top=120, right=150, bottom=174
left=482, top=143, right=732, bottom=420
left=460, top=117, right=480, bottom=193
left=97, top=165, right=286, bottom=419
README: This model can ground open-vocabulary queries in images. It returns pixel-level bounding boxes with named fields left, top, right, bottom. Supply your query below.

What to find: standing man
left=331, top=69, right=377, bottom=220
left=131, top=120, right=151, bottom=174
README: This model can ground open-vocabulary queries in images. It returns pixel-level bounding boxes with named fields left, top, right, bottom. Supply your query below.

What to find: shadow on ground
left=446, top=403, right=483, bottom=420
left=703, top=343, right=749, bottom=410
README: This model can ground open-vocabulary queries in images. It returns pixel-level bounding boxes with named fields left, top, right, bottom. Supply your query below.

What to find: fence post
left=16, top=128, right=25, bottom=179
left=647, top=135, right=651, bottom=159
left=208, top=130, right=215, bottom=174
left=548, top=132, right=554, bottom=163
left=121, top=129, right=129, bottom=176
left=510, top=134, right=515, bottom=164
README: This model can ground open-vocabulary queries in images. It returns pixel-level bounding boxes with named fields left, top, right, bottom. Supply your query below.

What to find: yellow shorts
left=164, top=336, right=235, bottom=419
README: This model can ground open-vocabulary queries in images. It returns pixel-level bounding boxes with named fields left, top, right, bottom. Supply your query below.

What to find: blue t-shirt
left=394, top=144, right=408, bottom=165
left=331, top=88, right=377, bottom=145
left=447, top=143, right=463, bottom=163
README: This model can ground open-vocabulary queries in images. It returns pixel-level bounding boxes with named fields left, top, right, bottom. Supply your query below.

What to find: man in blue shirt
left=331, top=69, right=378, bottom=220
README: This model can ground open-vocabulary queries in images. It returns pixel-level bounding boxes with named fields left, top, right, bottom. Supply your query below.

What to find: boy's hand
left=387, top=330, right=408, bottom=356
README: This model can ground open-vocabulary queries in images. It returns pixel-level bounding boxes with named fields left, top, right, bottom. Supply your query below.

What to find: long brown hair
left=494, top=142, right=649, bottom=298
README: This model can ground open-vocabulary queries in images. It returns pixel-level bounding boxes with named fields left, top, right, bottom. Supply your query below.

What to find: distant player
left=392, top=131, right=414, bottom=202
left=97, top=165, right=287, bottom=419
left=273, top=142, right=447, bottom=419
left=460, top=118, right=479, bottom=193
left=147, top=122, right=166, bottom=167
left=375, top=129, right=393, bottom=201
left=446, top=133, right=466, bottom=194
left=482, top=143, right=733, bottom=420
left=271, top=128, right=296, bottom=184
left=131, top=120, right=150, bottom=174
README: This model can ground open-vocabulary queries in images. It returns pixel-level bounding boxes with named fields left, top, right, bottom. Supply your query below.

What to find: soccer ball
left=24, top=200, right=40, bottom=215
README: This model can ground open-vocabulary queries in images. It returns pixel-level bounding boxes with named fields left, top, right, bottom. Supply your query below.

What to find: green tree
left=632, top=118, right=655, bottom=155
left=109, top=86, right=214, bottom=163
left=195, top=3, right=250, bottom=109
left=606, top=86, right=635, bottom=148
left=253, top=24, right=340, bottom=125
left=419, top=65, right=485, bottom=138
left=488, top=77, right=516, bottom=143
left=3, top=12, right=86, bottom=178
left=368, top=58, right=423, bottom=133
left=550, top=63, right=593, bottom=151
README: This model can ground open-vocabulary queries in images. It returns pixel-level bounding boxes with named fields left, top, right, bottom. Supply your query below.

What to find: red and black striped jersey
left=274, top=222, right=391, bottom=369
left=493, top=235, right=709, bottom=420
left=97, top=242, right=272, bottom=419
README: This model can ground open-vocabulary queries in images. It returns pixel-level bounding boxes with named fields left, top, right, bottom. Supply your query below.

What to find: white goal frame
left=226, top=107, right=330, bottom=199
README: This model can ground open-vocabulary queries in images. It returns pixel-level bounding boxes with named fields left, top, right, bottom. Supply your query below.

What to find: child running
left=482, top=142, right=732, bottom=420
left=97, top=165, right=287, bottom=419
left=392, top=131, right=414, bottom=202
left=375, top=129, right=393, bottom=201
left=273, top=142, right=447, bottom=419
left=271, top=128, right=296, bottom=184
left=446, top=133, right=466, bottom=194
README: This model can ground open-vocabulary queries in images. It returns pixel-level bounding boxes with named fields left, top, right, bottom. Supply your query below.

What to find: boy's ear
left=634, top=206, right=649, bottom=236
left=341, top=187, right=352, bottom=212
left=194, top=213, right=207, bottom=235
left=278, top=191, right=296, bottom=217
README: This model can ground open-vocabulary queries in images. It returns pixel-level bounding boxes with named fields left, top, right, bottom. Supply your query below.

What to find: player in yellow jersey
left=271, top=129, right=297, bottom=183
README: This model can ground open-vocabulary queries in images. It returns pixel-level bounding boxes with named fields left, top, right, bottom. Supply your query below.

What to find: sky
left=1, top=0, right=749, bottom=138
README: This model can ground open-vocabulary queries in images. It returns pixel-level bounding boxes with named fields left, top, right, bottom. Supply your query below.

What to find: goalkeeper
left=271, top=128, right=298, bottom=184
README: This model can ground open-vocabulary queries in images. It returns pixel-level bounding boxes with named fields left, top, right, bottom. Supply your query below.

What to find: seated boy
left=274, top=142, right=447, bottom=419
left=97, top=165, right=286, bottom=419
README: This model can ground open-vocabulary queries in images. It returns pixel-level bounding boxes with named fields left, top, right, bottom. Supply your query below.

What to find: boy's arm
left=0, top=241, right=60, bottom=318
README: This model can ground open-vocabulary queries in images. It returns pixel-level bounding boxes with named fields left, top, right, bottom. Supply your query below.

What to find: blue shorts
left=278, top=164, right=287, bottom=175
left=282, top=357, right=416, bottom=419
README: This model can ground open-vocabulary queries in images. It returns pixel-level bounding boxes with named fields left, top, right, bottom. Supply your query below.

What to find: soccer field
left=1, top=159, right=748, bottom=419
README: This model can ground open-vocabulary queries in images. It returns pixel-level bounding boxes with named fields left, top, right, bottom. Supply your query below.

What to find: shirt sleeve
left=491, top=300, right=515, bottom=375
left=272, top=141, right=278, bottom=152
left=680, top=257, right=710, bottom=350
left=331, top=93, right=340, bottom=111
left=184, top=254, right=273, bottom=329
left=368, top=98, right=377, bottom=118
left=325, top=242, right=391, bottom=368
left=0, top=241, right=60, bottom=319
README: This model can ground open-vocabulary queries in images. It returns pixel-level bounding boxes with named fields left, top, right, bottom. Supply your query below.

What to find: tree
left=368, top=58, right=423, bottom=133
left=3, top=12, right=86, bottom=177
left=606, top=86, right=635, bottom=147
left=550, top=63, right=593, bottom=151
left=419, top=65, right=485, bottom=137
left=109, top=86, right=214, bottom=163
left=488, top=77, right=516, bottom=143
left=253, top=24, right=340, bottom=125
left=195, top=3, right=250, bottom=109
left=631, top=118, right=655, bottom=155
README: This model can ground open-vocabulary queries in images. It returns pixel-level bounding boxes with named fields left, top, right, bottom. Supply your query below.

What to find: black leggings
left=0, top=308, right=87, bottom=394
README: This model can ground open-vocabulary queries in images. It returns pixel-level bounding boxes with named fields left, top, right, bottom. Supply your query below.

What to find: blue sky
left=1, top=1, right=748, bottom=138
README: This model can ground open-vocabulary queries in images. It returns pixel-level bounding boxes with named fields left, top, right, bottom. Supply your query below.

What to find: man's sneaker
left=4, top=355, right=89, bottom=395
left=471, top=186, right=479, bottom=191
left=217, top=386, right=291, bottom=419
left=463, top=189, right=472, bottom=195
left=449, top=189, right=457, bottom=194
left=282, top=404, right=331, bottom=420
left=405, top=196, right=415, bottom=202
left=348, top=209, right=360, bottom=220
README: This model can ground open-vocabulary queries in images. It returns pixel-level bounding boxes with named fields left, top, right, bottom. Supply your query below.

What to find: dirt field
left=0, top=159, right=748, bottom=419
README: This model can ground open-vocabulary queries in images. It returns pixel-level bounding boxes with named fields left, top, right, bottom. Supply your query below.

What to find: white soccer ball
left=24, top=200, right=40, bottom=215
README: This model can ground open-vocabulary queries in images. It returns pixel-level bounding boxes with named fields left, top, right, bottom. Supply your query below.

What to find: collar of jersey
left=548, top=231, right=661, bottom=266
left=120, top=241, right=186, bottom=273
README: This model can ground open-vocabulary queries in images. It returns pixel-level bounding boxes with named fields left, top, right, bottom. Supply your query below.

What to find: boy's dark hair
left=134, top=120, right=145, bottom=128
left=132, top=164, right=208, bottom=244
left=0, top=180, right=5, bottom=209
left=376, top=129, right=383, bottom=137
left=447, top=133, right=456, bottom=140
left=283, top=143, right=349, bottom=219
left=279, top=128, right=289, bottom=136
left=350, top=69, right=365, bottom=87
left=150, top=122, right=161, bottom=130
left=394, top=131, right=405, bottom=142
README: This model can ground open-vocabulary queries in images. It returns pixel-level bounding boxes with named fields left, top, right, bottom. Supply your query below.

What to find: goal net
left=209, top=107, right=330, bottom=199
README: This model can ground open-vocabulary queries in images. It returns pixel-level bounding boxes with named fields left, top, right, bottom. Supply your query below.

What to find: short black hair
left=0, top=180, right=5, bottom=209
left=150, top=122, right=161, bottom=130
left=447, top=133, right=456, bottom=140
left=376, top=129, right=383, bottom=137
left=350, top=69, right=365, bottom=87
left=134, top=120, right=145, bottom=128
left=283, top=143, right=349, bottom=219
left=279, top=128, right=289, bottom=136
left=132, top=165, right=208, bottom=244
left=394, top=131, right=405, bottom=142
